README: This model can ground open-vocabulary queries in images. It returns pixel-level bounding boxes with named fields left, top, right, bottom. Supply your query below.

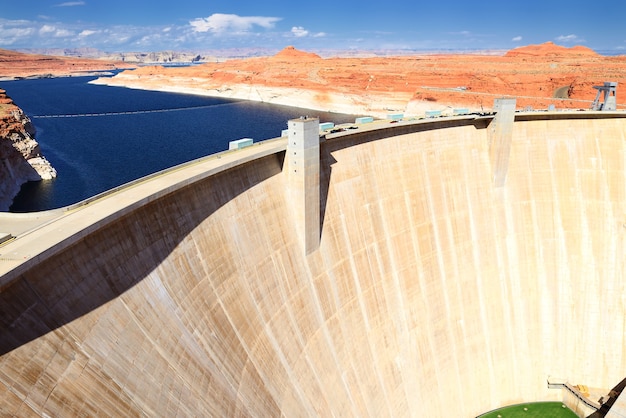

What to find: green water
left=477, top=401, right=579, bottom=418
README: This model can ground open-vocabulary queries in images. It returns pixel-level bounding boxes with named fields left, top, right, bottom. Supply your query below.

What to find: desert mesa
left=92, top=42, right=626, bottom=117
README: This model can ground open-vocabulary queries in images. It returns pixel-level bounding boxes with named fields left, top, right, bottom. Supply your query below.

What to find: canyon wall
left=92, top=43, right=626, bottom=118
left=1, top=113, right=625, bottom=416
left=0, top=90, right=56, bottom=211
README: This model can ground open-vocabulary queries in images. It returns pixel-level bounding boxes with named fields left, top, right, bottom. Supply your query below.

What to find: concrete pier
left=489, top=98, right=516, bottom=186
left=1, top=112, right=626, bottom=417
left=286, top=116, right=320, bottom=254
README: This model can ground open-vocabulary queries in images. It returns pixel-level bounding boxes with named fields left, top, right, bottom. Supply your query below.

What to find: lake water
left=2, top=75, right=358, bottom=212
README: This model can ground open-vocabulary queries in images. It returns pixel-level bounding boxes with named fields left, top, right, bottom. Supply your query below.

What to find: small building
left=319, top=122, right=335, bottom=131
left=386, top=113, right=403, bottom=121
left=355, top=116, right=374, bottom=124
left=228, top=138, right=254, bottom=150
left=425, top=110, right=442, bottom=118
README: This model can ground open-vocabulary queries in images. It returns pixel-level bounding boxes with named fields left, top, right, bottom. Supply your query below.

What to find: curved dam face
left=1, top=114, right=626, bottom=417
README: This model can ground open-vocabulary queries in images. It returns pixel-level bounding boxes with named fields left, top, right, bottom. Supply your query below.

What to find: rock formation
left=504, top=41, right=599, bottom=57
left=0, top=90, right=56, bottom=211
left=0, top=48, right=127, bottom=80
left=92, top=43, right=626, bottom=117
left=17, top=47, right=280, bottom=64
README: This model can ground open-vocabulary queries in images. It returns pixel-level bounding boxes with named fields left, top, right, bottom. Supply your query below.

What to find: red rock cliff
left=94, top=43, right=626, bottom=116
left=0, top=48, right=125, bottom=79
left=0, top=90, right=56, bottom=211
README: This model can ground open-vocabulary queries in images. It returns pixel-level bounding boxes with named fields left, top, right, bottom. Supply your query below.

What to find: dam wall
left=1, top=113, right=626, bottom=417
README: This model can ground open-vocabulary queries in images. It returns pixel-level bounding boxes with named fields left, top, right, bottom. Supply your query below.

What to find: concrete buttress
left=489, top=98, right=516, bottom=187
left=287, top=117, right=320, bottom=254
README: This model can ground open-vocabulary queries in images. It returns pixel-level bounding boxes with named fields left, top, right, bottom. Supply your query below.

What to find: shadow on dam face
left=1, top=113, right=626, bottom=417
left=0, top=152, right=288, bottom=357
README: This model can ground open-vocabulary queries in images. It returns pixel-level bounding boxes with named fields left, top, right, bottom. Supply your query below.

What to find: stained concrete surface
left=1, top=113, right=626, bottom=417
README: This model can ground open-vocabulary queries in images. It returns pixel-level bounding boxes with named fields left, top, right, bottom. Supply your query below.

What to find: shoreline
left=0, top=70, right=129, bottom=82
left=91, top=73, right=608, bottom=118
left=90, top=73, right=465, bottom=119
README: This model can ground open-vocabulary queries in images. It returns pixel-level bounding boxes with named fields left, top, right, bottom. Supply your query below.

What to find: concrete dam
left=1, top=109, right=626, bottom=417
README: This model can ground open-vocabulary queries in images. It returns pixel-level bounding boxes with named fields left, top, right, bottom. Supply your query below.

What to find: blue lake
left=2, top=75, right=358, bottom=212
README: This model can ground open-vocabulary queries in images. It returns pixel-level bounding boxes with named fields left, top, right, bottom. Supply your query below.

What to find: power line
left=31, top=103, right=231, bottom=119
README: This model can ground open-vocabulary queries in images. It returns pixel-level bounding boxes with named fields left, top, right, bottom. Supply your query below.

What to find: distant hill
left=15, top=46, right=512, bottom=64
left=270, top=46, right=322, bottom=61
left=11, top=43, right=615, bottom=66
left=16, top=47, right=282, bottom=64
left=505, top=41, right=599, bottom=58
left=0, top=48, right=124, bottom=79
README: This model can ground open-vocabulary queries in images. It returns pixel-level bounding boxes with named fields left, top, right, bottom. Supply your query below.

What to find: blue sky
left=1, top=0, right=626, bottom=53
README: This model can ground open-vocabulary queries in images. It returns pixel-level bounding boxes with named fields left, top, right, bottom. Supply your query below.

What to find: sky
left=1, top=0, right=626, bottom=53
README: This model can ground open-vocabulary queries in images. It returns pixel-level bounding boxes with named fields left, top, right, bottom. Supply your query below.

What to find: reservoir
left=1, top=75, right=357, bottom=212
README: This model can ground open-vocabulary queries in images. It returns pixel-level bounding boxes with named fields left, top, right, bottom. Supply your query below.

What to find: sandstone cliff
left=0, top=90, right=56, bottom=211
left=92, top=43, right=626, bottom=117
left=0, top=48, right=127, bottom=80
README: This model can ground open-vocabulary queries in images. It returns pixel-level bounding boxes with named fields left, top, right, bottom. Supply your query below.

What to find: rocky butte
left=93, top=42, right=626, bottom=116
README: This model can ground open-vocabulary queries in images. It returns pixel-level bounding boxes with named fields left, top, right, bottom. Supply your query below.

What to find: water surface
left=2, top=75, right=357, bottom=212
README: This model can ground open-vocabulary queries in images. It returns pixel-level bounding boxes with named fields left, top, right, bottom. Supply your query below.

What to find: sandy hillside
left=93, top=42, right=626, bottom=116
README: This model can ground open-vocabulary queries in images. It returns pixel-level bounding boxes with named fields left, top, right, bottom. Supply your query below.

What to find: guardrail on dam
left=1, top=110, right=626, bottom=417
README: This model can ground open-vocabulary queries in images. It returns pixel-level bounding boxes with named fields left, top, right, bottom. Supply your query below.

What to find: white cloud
left=39, top=24, right=56, bottom=34
left=0, top=18, right=143, bottom=49
left=108, top=32, right=131, bottom=44
left=556, top=34, right=584, bottom=43
left=79, top=29, right=98, bottom=37
left=55, top=29, right=74, bottom=37
left=291, top=26, right=308, bottom=38
left=512, top=36, right=522, bottom=42
left=0, top=24, right=35, bottom=46
left=189, top=13, right=281, bottom=35
left=137, top=34, right=158, bottom=46
left=55, top=1, right=85, bottom=6
left=0, top=14, right=329, bottom=51
left=291, top=26, right=325, bottom=38
left=39, top=24, right=74, bottom=37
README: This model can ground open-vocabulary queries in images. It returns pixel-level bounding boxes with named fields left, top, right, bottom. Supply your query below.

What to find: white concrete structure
left=489, top=98, right=517, bottom=187
left=228, top=137, right=254, bottom=150
left=1, top=111, right=626, bottom=417
left=287, top=116, right=320, bottom=254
